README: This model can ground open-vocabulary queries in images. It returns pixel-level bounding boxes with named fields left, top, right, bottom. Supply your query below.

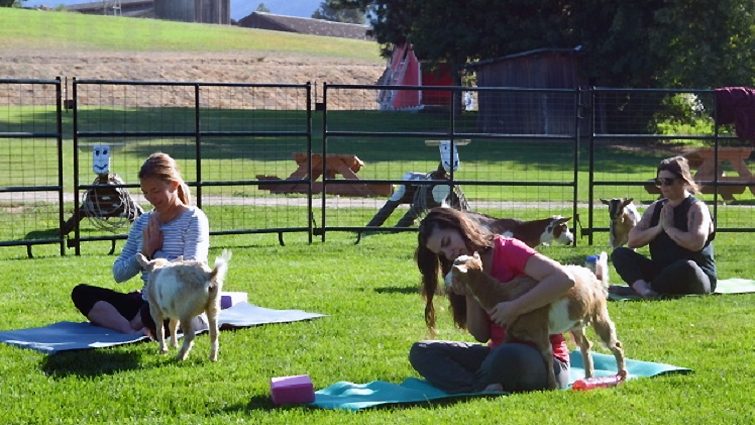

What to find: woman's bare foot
left=138, top=327, right=154, bottom=339
left=631, top=280, right=658, bottom=298
left=483, top=383, right=503, bottom=392
left=129, top=315, right=153, bottom=338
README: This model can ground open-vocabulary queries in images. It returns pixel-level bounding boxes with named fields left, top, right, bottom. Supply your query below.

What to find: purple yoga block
left=270, top=374, right=315, bottom=405
left=220, top=291, right=247, bottom=310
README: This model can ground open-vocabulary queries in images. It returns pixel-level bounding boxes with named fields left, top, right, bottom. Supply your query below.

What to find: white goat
left=136, top=250, right=231, bottom=361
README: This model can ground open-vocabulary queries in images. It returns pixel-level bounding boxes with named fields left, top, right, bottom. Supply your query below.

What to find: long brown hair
left=657, top=155, right=699, bottom=194
left=415, top=207, right=493, bottom=333
left=138, top=152, right=191, bottom=205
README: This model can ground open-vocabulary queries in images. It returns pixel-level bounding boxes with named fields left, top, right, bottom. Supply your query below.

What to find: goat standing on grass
left=137, top=250, right=231, bottom=361
left=601, top=198, right=641, bottom=249
left=446, top=251, right=627, bottom=389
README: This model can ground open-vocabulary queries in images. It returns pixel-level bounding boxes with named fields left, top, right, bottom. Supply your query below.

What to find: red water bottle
left=571, top=373, right=626, bottom=391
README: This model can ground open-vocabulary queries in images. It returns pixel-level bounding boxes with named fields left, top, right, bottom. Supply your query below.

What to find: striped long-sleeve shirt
left=112, top=206, right=210, bottom=296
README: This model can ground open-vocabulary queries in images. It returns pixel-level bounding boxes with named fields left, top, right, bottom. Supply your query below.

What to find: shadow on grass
left=23, top=229, right=61, bottom=240
left=245, top=395, right=277, bottom=411
left=41, top=349, right=142, bottom=378
left=240, top=392, right=504, bottom=413
left=374, top=286, right=419, bottom=295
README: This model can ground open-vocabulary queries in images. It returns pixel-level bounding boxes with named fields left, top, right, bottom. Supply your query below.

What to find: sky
left=23, top=0, right=323, bottom=21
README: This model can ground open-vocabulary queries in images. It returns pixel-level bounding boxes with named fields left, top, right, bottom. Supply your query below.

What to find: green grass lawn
left=1, top=12, right=753, bottom=423
left=1, top=231, right=753, bottom=424
left=0, top=8, right=382, bottom=60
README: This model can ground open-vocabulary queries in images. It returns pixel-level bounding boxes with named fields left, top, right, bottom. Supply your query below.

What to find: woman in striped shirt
left=71, top=152, right=210, bottom=336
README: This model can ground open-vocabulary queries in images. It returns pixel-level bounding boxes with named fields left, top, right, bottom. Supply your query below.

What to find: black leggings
left=611, top=248, right=714, bottom=295
left=71, top=283, right=209, bottom=335
left=71, top=283, right=143, bottom=320
left=71, top=283, right=160, bottom=334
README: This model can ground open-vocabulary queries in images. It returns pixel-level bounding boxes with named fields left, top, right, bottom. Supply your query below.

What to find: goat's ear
left=472, top=251, right=481, bottom=261
left=135, top=253, right=150, bottom=269
left=557, top=216, right=571, bottom=224
left=620, top=198, right=633, bottom=208
left=452, top=263, right=468, bottom=274
left=600, top=198, right=609, bottom=205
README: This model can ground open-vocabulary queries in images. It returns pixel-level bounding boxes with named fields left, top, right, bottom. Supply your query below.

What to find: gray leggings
left=409, top=340, right=569, bottom=393
left=612, top=247, right=714, bottom=295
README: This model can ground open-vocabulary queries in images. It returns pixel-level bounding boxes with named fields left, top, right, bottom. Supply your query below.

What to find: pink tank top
left=487, top=236, right=569, bottom=363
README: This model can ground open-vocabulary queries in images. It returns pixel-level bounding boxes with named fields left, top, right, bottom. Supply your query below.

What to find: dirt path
left=1, top=50, right=385, bottom=86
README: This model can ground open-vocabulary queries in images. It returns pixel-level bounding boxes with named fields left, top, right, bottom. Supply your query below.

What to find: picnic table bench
left=644, top=147, right=754, bottom=202
left=256, top=153, right=392, bottom=197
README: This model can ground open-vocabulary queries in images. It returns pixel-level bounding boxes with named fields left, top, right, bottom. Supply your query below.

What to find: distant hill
left=232, top=0, right=321, bottom=21
left=24, top=0, right=322, bottom=21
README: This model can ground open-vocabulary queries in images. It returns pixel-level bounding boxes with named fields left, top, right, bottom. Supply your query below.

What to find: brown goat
left=445, top=252, right=626, bottom=389
left=601, top=198, right=641, bottom=249
left=465, top=211, right=574, bottom=248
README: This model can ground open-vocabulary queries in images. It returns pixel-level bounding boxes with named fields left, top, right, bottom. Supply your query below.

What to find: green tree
left=312, top=0, right=365, bottom=24
left=357, top=0, right=754, bottom=88
left=255, top=3, right=270, bottom=13
left=0, top=0, right=22, bottom=7
left=648, top=0, right=755, bottom=88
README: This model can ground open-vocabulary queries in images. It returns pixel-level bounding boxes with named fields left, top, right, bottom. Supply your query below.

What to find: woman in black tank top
left=611, top=156, right=717, bottom=297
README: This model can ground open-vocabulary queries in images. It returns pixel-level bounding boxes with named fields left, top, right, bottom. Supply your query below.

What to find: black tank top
left=649, top=196, right=717, bottom=287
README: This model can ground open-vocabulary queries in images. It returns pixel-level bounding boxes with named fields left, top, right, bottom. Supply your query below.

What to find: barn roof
left=237, top=12, right=372, bottom=40
left=467, top=46, right=583, bottom=69
left=65, top=0, right=154, bottom=18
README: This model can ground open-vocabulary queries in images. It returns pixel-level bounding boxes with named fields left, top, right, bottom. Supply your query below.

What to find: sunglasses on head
left=654, top=177, right=679, bottom=187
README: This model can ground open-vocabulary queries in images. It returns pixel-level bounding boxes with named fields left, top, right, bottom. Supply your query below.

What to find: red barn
left=377, top=43, right=453, bottom=110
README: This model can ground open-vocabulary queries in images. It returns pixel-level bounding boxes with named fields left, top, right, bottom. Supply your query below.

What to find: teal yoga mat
left=311, top=351, right=690, bottom=411
left=608, top=277, right=755, bottom=301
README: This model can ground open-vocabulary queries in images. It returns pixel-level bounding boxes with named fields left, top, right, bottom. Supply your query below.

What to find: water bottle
left=571, top=374, right=625, bottom=391
left=584, top=255, right=599, bottom=273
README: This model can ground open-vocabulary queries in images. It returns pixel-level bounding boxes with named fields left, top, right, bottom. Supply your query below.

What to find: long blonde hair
left=138, top=152, right=191, bottom=205
left=415, top=208, right=493, bottom=333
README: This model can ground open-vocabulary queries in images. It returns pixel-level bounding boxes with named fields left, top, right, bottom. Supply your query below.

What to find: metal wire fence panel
left=588, top=88, right=753, bottom=245
left=1, top=81, right=752, bottom=255
left=466, top=87, right=580, bottom=137
left=197, top=83, right=312, bottom=237
left=0, top=79, right=63, bottom=256
left=320, top=85, right=580, bottom=239
left=72, top=81, right=197, bottom=251
left=69, top=80, right=312, bottom=253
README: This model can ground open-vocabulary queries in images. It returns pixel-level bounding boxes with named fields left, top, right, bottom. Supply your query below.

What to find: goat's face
left=541, top=216, right=574, bottom=246
left=136, top=253, right=172, bottom=272
left=444, top=252, right=483, bottom=293
left=601, top=198, right=639, bottom=224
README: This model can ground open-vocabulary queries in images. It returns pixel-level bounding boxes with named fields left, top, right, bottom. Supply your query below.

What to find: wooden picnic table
left=645, top=147, right=754, bottom=202
left=686, top=147, right=753, bottom=201
left=256, top=153, right=392, bottom=197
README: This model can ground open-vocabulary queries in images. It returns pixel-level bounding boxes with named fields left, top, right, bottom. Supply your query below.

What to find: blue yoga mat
left=0, top=302, right=325, bottom=354
left=312, top=351, right=691, bottom=411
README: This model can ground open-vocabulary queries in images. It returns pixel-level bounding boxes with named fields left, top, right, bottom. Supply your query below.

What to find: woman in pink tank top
left=409, top=207, right=574, bottom=392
